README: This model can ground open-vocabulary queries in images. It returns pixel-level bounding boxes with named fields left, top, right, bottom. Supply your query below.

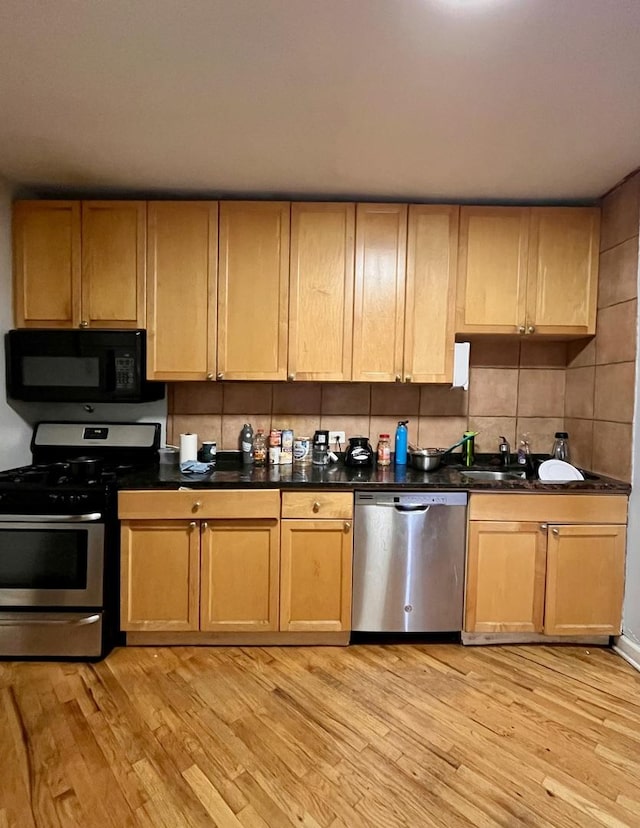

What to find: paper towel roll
left=180, top=433, right=198, bottom=464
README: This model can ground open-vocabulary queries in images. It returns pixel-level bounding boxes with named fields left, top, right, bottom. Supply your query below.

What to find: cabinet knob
left=312, top=501, right=321, bottom=513
left=344, top=522, right=351, bottom=531
left=527, top=326, right=535, bottom=334
left=540, top=523, right=548, bottom=531
left=189, top=521, right=197, bottom=528
left=206, top=373, right=214, bottom=381
left=202, top=522, right=208, bottom=530
left=216, top=372, right=223, bottom=380
left=79, top=320, right=89, bottom=328
left=288, top=373, right=295, bottom=382
left=405, top=375, right=412, bottom=383
left=192, top=501, right=202, bottom=512
left=395, top=374, right=402, bottom=383
left=552, top=527, right=559, bottom=536
left=517, top=325, right=525, bottom=334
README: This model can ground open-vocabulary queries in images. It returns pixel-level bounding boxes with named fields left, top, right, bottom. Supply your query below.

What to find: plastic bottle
left=463, top=431, right=475, bottom=468
left=551, top=432, right=570, bottom=462
left=377, top=434, right=391, bottom=466
left=241, top=423, right=254, bottom=465
left=394, top=421, right=408, bottom=465
left=253, top=429, right=267, bottom=466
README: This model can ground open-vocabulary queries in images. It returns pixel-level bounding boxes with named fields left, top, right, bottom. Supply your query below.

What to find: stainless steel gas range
left=0, top=421, right=160, bottom=659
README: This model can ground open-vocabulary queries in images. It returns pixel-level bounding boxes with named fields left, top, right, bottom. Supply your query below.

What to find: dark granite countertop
left=118, top=454, right=630, bottom=494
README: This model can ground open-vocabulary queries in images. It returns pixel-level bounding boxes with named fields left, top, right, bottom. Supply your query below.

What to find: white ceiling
left=1, top=0, right=640, bottom=201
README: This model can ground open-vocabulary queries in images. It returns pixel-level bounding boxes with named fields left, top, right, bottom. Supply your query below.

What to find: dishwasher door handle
left=394, top=504, right=430, bottom=513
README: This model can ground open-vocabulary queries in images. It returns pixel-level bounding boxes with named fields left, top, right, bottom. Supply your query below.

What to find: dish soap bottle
left=516, top=436, right=530, bottom=466
left=241, top=423, right=254, bottom=465
left=394, top=421, right=408, bottom=465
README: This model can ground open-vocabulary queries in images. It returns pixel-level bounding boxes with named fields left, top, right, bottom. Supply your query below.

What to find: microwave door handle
left=0, top=513, right=102, bottom=523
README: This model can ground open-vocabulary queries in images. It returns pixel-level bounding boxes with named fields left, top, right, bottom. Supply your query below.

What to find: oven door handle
left=0, top=513, right=102, bottom=523
left=0, top=614, right=101, bottom=626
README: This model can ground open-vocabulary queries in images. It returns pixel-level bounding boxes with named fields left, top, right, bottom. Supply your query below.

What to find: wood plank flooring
left=1, top=644, right=640, bottom=827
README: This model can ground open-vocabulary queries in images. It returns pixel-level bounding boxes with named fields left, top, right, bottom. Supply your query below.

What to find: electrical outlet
left=329, top=430, right=346, bottom=446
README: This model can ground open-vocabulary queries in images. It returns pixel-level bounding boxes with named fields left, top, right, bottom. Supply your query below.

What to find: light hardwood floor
left=1, top=644, right=640, bottom=827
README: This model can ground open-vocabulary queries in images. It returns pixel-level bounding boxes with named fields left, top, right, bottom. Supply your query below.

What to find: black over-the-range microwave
left=5, top=329, right=165, bottom=403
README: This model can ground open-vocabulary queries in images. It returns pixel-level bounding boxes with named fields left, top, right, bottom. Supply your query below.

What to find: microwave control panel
left=114, top=353, right=136, bottom=390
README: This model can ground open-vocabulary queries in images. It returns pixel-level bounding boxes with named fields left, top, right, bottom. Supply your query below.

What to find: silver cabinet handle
left=202, top=522, right=208, bottom=530
left=344, top=522, right=351, bottom=531
left=405, top=375, right=412, bottom=383
left=540, top=523, right=548, bottom=531
left=79, top=320, right=89, bottom=328
left=192, top=501, right=202, bottom=512
left=552, top=527, right=559, bottom=536
left=395, top=374, right=402, bottom=382
left=527, top=326, right=535, bottom=334
left=216, top=372, right=223, bottom=380
left=517, top=325, right=525, bottom=334
left=206, top=372, right=214, bottom=380
left=288, top=373, right=295, bottom=381
left=312, top=501, right=321, bottom=513
left=189, top=521, right=197, bottom=528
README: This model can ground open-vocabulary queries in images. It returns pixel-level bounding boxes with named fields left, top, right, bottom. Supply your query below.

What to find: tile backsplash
left=167, top=339, right=568, bottom=456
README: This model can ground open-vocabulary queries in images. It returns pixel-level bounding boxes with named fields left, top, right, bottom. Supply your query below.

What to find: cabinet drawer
left=281, top=492, right=353, bottom=519
left=469, top=494, right=628, bottom=524
left=119, top=489, right=280, bottom=519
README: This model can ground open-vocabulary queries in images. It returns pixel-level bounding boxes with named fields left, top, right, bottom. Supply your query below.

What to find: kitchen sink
left=457, top=469, right=527, bottom=481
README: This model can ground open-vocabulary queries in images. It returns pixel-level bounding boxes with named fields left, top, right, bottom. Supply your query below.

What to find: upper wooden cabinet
left=146, top=202, right=218, bottom=380
left=404, top=205, right=459, bottom=383
left=456, top=206, right=599, bottom=336
left=289, top=203, right=355, bottom=381
left=217, top=202, right=290, bottom=381
left=352, top=204, right=407, bottom=382
left=13, top=200, right=145, bottom=329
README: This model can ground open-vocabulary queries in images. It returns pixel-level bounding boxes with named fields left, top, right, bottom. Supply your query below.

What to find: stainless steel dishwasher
left=352, top=491, right=467, bottom=632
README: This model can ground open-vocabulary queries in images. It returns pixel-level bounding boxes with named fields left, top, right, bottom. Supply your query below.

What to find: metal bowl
left=409, top=448, right=446, bottom=471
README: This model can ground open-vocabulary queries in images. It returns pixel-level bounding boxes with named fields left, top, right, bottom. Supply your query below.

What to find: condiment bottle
left=377, top=434, right=391, bottom=466
left=254, top=429, right=267, bottom=466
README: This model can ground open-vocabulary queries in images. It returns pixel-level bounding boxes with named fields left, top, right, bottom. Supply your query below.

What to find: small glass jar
left=551, top=432, right=570, bottom=462
left=377, top=434, right=391, bottom=466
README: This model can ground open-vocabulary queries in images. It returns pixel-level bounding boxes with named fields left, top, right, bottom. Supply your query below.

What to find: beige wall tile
left=564, top=418, right=593, bottom=470
left=564, top=366, right=595, bottom=420
left=469, top=340, right=520, bottom=367
left=320, top=415, right=370, bottom=444
left=519, top=341, right=567, bottom=368
left=592, top=420, right=632, bottom=481
left=272, top=383, right=322, bottom=414
left=467, top=417, right=516, bottom=454
left=515, top=417, right=564, bottom=455
left=171, top=382, right=223, bottom=414
left=417, top=416, right=469, bottom=451
left=595, top=299, right=637, bottom=364
left=598, top=237, right=639, bottom=309
left=370, top=384, right=420, bottom=416
left=594, top=362, right=636, bottom=423
left=566, top=338, right=596, bottom=368
left=222, top=382, right=272, bottom=414
left=321, top=383, right=370, bottom=415
left=468, top=368, right=518, bottom=417
left=172, top=415, right=222, bottom=448
left=517, top=369, right=565, bottom=417
left=221, top=414, right=272, bottom=450
left=268, top=414, right=321, bottom=439
left=600, top=174, right=640, bottom=252
left=369, top=416, right=418, bottom=448
left=419, top=386, right=468, bottom=416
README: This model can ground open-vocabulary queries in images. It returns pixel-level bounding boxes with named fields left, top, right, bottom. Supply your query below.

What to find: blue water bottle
left=394, top=420, right=408, bottom=465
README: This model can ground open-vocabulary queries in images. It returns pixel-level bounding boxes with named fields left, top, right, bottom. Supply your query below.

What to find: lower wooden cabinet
left=465, top=495, right=628, bottom=637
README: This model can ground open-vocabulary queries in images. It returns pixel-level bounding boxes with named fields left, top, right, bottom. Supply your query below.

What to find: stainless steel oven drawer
left=0, top=611, right=103, bottom=657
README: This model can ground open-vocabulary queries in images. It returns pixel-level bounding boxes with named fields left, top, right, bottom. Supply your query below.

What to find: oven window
left=0, top=530, right=88, bottom=589
left=22, top=356, right=99, bottom=388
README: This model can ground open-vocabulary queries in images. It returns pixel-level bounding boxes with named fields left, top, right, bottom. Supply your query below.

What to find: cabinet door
left=280, top=520, right=353, bottom=632
left=405, top=205, right=459, bottom=383
left=200, top=519, right=280, bottom=631
left=13, top=201, right=81, bottom=327
left=465, top=521, right=546, bottom=633
left=146, top=202, right=217, bottom=380
left=456, top=207, right=529, bottom=334
left=352, top=204, right=407, bottom=382
left=527, top=208, right=599, bottom=335
left=218, top=202, right=290, bottom=380
left=289, top=203, right=355, bottom=381
left=120, top=520, right=200, bottom=631
left=544, top=524, right=625, bottom=636
left=81, top=201, right=146, bottom=328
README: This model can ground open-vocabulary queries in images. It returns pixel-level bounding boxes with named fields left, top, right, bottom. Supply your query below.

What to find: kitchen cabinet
left=465, top=494, right=627, bottom=636
left=146, top=201, right=218, bottom=380
left=280, top=492, right=353, bottom=632
left=456, top=206, right=599, bottom=336
left=13, top=200, right=145, bottom=329
left=217, top=201, right=290, bottom=381
left=119, top=490, right=279, bottom=633
left=289, top=203, right=355, bottom=381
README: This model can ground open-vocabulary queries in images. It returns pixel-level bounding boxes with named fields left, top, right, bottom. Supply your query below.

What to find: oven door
left=0, top=514, right=104, bottom=607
